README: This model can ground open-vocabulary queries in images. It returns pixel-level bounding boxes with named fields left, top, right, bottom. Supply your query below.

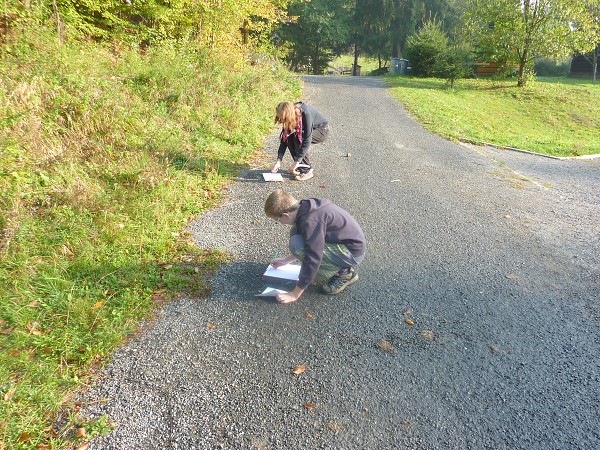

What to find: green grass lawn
left=329, top=54, right=384, bottom=75
left=385, top=76, right=600, bottom=157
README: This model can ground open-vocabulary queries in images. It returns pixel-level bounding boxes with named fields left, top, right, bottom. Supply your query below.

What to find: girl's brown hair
left=275, top=102, right=301, bottom=131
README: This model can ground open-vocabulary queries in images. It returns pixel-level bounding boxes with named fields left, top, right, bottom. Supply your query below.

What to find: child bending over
left=264, top=189, right=366, bottom=304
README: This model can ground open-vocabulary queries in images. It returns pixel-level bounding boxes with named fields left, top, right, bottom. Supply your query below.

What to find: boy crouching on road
left=264, top=189, right=366, bottom=304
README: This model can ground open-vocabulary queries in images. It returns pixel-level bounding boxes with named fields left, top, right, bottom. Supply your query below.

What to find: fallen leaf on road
left=207, top=323, right=217, bottom=329
left=419, top=330, right=435, bottom=341
left=305, top=312, right=313, bottom=319
left=292, top=364, right=306, bottom=375
left=304, top=402, right=314, bottom=410
left=376, top=340, right=395, bottom=353
left=405, top=319, right=414, bottom=326
left=75, top=428, right=87, bottom=438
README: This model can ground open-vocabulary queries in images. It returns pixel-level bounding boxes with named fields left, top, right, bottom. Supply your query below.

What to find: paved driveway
left=82, top=76, right=599, bottom=449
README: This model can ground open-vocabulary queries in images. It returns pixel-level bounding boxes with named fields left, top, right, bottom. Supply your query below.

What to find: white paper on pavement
left=263, top=263, right=301, bottom=281
left=255, top=287, right=288, bottom=297
left=262, top=173, right=284, bottom=182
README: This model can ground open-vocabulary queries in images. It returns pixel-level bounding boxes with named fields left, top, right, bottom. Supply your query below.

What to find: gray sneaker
left=321, top=270, right=358, bottom=295
left=295, top=169, right=314, bottom=181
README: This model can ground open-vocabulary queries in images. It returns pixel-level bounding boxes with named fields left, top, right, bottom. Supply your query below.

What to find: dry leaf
left=0, top=319, right=5, bottom=326
left=104, top=289, right=116, bottom=296
left=405, top=318, right=414, bottom=326
left=75, top=443, right=89, bottom=450
left=27, top=301, right=40, bottom=308
left=304, top=402, right=314, bottom=410
left=75, top=427, right=87, bottom=438
left=305, top=312, right=313, bottom=319
left=505, top=274, right=520, bottom=282
left=419, top=330, right=435, bottom=341
left=403, top=309, right=413, bottom=315
left=4, top=387, right=16, bottom=401
left=18, top=432, right=32, bottom=442
left=9, top=349, right=20, bottom=357
left=36, top=445, right=51, bottom=450
left=0, top=327, right=13, bottom=335
left=152, top=294, right=167, bottom=303
left=292, top=364, right=306, bottom=375
left=207, top=323, right=217, bottom=329
left=91, top=300, right=106, bottom=310
left=26, top=322, right=44, bottom=335
left=376, top=340, right=395, bottom=353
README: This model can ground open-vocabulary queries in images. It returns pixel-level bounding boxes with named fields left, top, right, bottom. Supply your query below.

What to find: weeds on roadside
left=0, top=27, right=300, bottom=448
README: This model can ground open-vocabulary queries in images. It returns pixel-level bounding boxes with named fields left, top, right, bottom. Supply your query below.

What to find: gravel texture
left=80, top=75, right=599, bottom=450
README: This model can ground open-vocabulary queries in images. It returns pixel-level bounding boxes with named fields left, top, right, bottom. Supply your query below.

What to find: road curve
left=81, top=75, right=599, bottom=450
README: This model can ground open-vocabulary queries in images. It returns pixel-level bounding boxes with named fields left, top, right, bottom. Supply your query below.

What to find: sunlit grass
left=386, top=76, right=600, bottom=157
left=0, top=28, right=300, bottom=449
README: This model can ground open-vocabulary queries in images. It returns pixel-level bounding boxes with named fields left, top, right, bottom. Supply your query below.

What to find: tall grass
left=386, top=76, right=600, bottom=157
left=0, top=27, right=300, bottom=449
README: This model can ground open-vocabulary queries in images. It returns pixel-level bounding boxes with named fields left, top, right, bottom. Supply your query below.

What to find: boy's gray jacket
left=292, top=198, right=366, bottom=289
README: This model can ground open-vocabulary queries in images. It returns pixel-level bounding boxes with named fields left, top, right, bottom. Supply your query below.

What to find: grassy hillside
left=0, top=27, right=300, bottom=449
left=386, top=76, right=600, bottom=157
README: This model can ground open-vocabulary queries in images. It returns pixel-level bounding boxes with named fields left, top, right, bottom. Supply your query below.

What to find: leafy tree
left=434, top=43, right=472, bottom=87
left=278, top=0, right=352, bottom=74
left=570, top=0, right=600, bottom=83
left=463, top=0, right=593, bottom=87
left=405, top=18, right=448, bottom=77
left=2, top=0, right=286, bottom=49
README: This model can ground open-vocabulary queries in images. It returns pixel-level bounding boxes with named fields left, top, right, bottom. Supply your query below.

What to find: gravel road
left=80, top=75, right=599, bottom=449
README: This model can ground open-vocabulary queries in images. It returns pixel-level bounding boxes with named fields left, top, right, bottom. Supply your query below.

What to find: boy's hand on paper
left=271, top=255, right=297, bottom=269
left=276, top=286, right=304, bottom=304
left=276, top=292, right=300, bottom=304
left=271, top=160, right=281, bottom=173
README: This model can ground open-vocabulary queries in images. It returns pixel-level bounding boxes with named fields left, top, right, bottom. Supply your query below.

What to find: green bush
left=405, top=19, right=449, bottom=77
left=534, top=58, right=571, bottom=77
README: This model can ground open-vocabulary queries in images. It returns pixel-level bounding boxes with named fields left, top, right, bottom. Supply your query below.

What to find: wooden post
left=240, top=19, right=249, bottom=45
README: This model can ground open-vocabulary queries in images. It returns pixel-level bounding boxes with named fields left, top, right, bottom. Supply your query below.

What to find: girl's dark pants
left=286, top=124, right=329, bottom=174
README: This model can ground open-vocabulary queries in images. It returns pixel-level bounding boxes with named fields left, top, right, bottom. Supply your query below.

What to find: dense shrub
left=405, top=19, right=449, bottom=77
left=534, top=58, right=571, bottom=77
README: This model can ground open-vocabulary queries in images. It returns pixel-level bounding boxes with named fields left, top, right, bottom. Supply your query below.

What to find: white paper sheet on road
left=255, top=287, right=288, bottom=297
left=263, top=263, right=301, bottom=281
left=262, top=173, right=284, bottom=182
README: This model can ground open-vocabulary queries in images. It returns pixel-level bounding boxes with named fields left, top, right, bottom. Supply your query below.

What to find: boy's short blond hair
left=264, top=189, right=300, bottom=219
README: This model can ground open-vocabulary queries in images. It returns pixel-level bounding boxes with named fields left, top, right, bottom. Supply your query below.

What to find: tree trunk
left=517, top=51, right=528, bottom=87
left=312, top=44, right=320, bottom=75
left=352, top=43, right=359, bottom=76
